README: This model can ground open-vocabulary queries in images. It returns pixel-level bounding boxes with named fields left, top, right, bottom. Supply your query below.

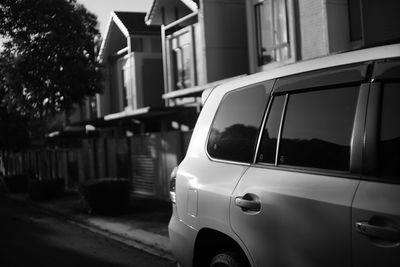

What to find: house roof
left=98, top=11, right=160, bottom=62
left=145, top=0, right=198, bottom=25
left=113, top=11, right=160, bottom=35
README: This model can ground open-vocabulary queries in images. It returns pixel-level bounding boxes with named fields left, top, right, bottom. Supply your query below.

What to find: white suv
left=168, top=44, right=400, bottom=267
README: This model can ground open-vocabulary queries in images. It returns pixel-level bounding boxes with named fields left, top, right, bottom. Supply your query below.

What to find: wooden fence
left=5, top=130, right=193, bottom=201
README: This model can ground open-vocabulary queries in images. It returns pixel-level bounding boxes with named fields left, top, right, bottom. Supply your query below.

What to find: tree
left=0, top=56, right=30, bottom=175
left=0, top=107, right=30, bottom=175
left=0, top=0, right=103, bottom=118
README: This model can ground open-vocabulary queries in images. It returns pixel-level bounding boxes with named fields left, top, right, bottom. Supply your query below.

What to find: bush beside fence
left=79, top=178, right=130, bottom=215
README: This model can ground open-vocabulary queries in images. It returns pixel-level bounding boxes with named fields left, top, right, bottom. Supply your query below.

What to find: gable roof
left=98, top=11, right=161, bottom=62
left=145, top=0, right=198, bottom=25
left=114, top=11, right=160, bottom=35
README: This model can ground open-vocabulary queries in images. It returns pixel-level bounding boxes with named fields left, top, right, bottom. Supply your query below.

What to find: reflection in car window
left=379, top=83, right=400, bottom=179
left=207, top=84, right=269, bottom=163
left=258, top=95, right=285, bottom=164
left=279, top=87, right=359, bottom=171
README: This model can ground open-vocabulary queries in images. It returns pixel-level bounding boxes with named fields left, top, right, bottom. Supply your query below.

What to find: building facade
left=97, top=11, right=164, bottom=123
left=246, top=0, right=400, bottom=73
left=145, top=0, right=249, bottom=118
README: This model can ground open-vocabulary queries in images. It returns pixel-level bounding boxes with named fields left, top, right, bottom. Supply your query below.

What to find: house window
left=254, top=0, right=290, bottom=66
left=131, top=38, right=143, bottom=52
left=120, top=58, right=132, bottom=108
left=173, top=44, right=193, bottom=89
left=348, top=0, right=362, bottom=42
left=168, top=27, right=196, bottom=90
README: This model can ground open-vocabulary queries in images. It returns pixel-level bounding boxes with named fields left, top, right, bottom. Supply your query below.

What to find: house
left=97, top=11, right=164, bottom=129
left=145, top=0, right=249, bottom=125
left=245, top=0, right=400, bottom=73
left=93, top=11, right=186, bottom=199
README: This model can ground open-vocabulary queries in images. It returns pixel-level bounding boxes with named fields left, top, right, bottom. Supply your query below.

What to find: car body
left=168, top=44, right=400, bottom=267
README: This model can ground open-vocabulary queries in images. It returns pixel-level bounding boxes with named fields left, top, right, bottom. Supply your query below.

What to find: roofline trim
left=180, top=0, right=198, bottom=12
left=111, top=11, right=130, bottom=38
left=145, top=0, right=157, bottom=25
left=98, top=12, right=129, bottom=63
left=145, top=0, right=198, bottom=25
left=98, top=14, right=115, bottom=62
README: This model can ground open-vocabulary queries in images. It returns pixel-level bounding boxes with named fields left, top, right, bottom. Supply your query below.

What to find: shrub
left=79, top=178, right=130, bottom=215
left=2, top=174, right=28, bottom=193
left=28, top=178, right=65, bottom=201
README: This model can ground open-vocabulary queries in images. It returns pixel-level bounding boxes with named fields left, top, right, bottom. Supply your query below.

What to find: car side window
left=278, top=87, right=359, bottom=171
left=378, top=83, right=400, bottom=179
left=207, top=84, right=269, bottom=163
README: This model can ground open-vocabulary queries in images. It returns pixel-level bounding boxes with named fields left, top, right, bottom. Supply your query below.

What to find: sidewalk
left=5, top=191, right=175, bottom=261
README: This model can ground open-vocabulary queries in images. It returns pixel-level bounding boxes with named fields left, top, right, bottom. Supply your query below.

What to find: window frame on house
left=117, top=56, right=134, bottom=110
left=248, top=0, right=296, bottom=72
left=165, top=25, right=197, bottom=92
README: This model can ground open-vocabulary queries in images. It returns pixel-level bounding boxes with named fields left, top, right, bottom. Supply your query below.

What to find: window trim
left=273, top=62, right=370, bottom=94
left=350, top=83, right=370, bottom=174
left=372, top=59, right=400, bottom=81
left=205, top=81, right=274, bottom=165
left=364, top=82, right=381, bottom=177
left=253, top=82, right=278, bottom=164
left=166, top=25, right=197, bottom=92
left=254, top=0, right=291, bottom=66
left=248, top=0, right=296, bottom=73
left=274, top=93, right=288, bottom=166
left=251, top=163, right=363, bottom=180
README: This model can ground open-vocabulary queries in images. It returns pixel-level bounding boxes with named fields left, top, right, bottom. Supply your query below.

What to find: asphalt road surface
left=0, top=195, right=176, bottom=267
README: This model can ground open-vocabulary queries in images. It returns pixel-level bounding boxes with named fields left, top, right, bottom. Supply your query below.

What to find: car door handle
left=355, top=221, right=400, bottom=242
left=235, top=195, right=261, bottom=212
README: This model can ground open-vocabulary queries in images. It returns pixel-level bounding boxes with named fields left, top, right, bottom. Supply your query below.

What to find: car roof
left=213, top=44, right=400, bottom=95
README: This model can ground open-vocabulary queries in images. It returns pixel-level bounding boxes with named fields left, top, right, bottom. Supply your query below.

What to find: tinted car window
left=207, top=84, right=269, bottom=163
left=379, top=83, right=400, bottom=179
left=258, top=95, right=285, bottom=164
left=279, top=87, right=359, bottom=171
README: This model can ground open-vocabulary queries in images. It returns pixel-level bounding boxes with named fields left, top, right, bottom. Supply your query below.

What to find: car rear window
left=207, top=84, right=269, bottom=163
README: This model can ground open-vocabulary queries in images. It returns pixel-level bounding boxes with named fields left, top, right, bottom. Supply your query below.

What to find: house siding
left=202, top=0, right=249, bottom=82
left=298, top=0, right=330, bottom=60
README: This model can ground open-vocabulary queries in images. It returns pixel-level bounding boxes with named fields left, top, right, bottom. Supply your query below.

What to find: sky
left=77, top=0, right=153, bottom=37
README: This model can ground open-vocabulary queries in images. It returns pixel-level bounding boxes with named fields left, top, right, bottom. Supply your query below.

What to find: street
left=0, top=195, right=176, bottom=267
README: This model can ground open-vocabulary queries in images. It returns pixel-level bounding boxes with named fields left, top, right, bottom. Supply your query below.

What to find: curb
left=4, top=193, right=175, bottom=262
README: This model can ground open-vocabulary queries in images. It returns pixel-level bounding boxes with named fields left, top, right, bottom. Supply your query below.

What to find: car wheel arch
left=193, top=228, right=252, bottom=267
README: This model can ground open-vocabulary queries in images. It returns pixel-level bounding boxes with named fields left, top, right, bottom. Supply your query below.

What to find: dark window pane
left=379, top=83, right=400, bottom=179
left=279, top=87, right=359, bottom=171
left=207, top=85, right=269, bottom=163
left=348, top=0, right=362, bottom=41
left=258, top=95, right=285, bottom=163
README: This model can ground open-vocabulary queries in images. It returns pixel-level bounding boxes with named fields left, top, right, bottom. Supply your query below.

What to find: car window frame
left=253, top=63, right=372, bottom=178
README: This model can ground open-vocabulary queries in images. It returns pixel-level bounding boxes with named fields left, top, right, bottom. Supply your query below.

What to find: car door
left=230, top=64, right=370, bottom=267
left=352, top=65, right=400, bottom=267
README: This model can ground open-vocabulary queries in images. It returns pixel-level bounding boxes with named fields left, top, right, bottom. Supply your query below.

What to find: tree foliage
left=0, top=56, right=30, bottom=174
left=0, top=0, right=103, bottom=118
